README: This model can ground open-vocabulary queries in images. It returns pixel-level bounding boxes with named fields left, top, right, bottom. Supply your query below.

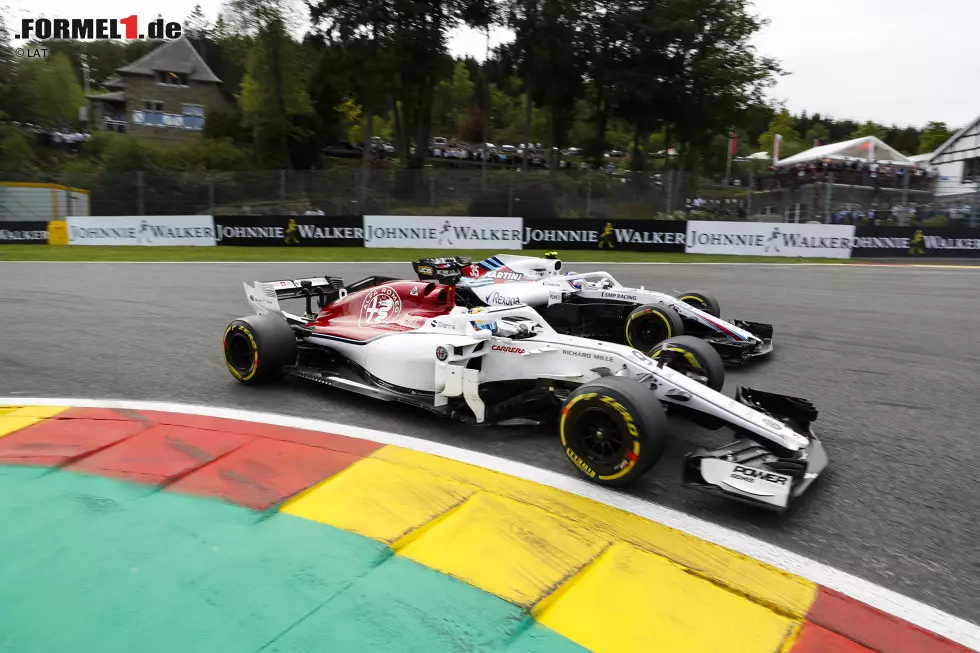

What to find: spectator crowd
left=759, top=159, right=937, bottom=192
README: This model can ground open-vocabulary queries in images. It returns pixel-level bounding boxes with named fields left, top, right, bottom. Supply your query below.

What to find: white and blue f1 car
left=415, top=253, right=775, bottom=365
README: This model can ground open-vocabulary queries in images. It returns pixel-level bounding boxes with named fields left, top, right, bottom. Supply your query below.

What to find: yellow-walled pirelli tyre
left=222, top=314, right=298, bottom=384
left=560, top=376, right=668, bottom=487
left=647, top=335, right=725, bottom=392
left=677, top=290, right=721, bottom=317
left=624, top=303, right=684, bottom=352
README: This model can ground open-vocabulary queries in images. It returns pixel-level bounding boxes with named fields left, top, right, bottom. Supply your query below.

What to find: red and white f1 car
left=222, top=263, right=826, bottom=510
left=428, top=253, right=774, bottom=364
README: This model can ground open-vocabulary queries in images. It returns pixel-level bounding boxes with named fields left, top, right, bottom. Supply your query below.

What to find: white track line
left=2, top=396, right=978, bottom=648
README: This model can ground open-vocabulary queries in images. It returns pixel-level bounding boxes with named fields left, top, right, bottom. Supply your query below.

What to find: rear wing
left=413, top=256, right=472, bottom=285
left=243, top=274, right=345, bottom=315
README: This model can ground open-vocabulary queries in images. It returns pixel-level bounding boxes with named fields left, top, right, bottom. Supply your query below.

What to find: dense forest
left=0, top=0, right=958, bottom=178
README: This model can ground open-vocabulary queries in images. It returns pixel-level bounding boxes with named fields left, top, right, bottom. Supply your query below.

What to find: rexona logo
left=486, top=291, right=521, bottom=305
left=731, top=465, right=789, bottom=486
left=491, top=345, right=525, bottom=354
left=15, top=16, right=182, bottom=40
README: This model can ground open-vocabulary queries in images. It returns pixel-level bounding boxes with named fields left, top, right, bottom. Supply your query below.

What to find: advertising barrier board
left=363, top=215, right=523, bottom=249
left=67, top=215, right=216, bottom=246
left=0, top=221, right=49, bottom=244
left=521, top=218, right=686, bottom=252
left=685, top=220, right=856, bottom=259
left=852, top=226, right=980, bottom=258
left=214, top=215, right=364, bottom=246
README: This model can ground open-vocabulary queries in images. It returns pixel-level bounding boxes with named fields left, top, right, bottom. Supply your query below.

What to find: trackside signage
left=852, top=226, right=980, bottom=258
left=67, top=216, right=216, bottom=246
left=0, top=221, right=49, bottom=244
left=685, top=221, right=856, bottom=259
left=522, top=218, right=685, bottom=252
left=363, top=215, right=523, bottom=249
left=214, top=215, right=364, bottom=246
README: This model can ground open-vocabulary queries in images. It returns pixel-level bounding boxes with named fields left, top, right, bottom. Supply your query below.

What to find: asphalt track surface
left=1, top=261, right=978, bottom=623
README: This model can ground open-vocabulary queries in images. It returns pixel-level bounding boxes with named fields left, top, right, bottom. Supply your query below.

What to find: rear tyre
left=560, top=376, right=668, bottom=487
left=678, top=291, right=721, bottom=317
left=647, top=335, right=725, bottom=392
left=223, top=314, right=298, bottom=384
left=624, top=304, right=683, bottom=352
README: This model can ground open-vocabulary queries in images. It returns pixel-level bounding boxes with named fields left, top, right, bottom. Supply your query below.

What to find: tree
left=659, top=0, right=782, bottom=181
left=433, top=61, right=476, bottom=137
left=238, top=23, right=313, bottom=165
left=0, top=126, right=36, bottom=172
left=184, top=4, right=212, bottom=40
left=804, top=122, right=829, bottom=147
left=19, top=53, right=86, bottom=126
left=229, top=0, right=313, bottom=166
left=0, top=9, right=13, bottom=120
left=458, top=106, right=486, bottom=142
left=758, top=108, right=802, bottom=158
left=918, top=121, right=953, bottom=154
left=849, top=120, right=887, bottom=141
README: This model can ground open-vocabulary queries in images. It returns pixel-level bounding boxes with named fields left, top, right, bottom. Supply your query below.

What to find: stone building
left=86, top=38, right=227, bottom=140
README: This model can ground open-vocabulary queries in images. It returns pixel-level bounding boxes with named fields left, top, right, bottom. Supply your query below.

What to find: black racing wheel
left=223, top=313, right=298, bottom=384
left=560, top=376, right=668, bottom=486
left=624, top=304, right=683, bottom=352
left=677, top=291, right=721, bottom=317
left=647, top=335, right=725, bottom=392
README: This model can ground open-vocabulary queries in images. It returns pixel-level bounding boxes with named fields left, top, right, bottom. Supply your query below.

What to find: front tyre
left=647, top=335, right=725, bottom=392
left=625, top=304, right=683, bottom=352
left=678, top=291, right=721, bottom=317
left=223, top=314, right=298, bottom=384
left=560, top=376, right=668, bottom=487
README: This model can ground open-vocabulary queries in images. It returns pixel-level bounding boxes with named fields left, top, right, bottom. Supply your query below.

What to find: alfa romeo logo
left=436, top=346, right=449, bottom=361
left=359, top=286, right=402, bottom=325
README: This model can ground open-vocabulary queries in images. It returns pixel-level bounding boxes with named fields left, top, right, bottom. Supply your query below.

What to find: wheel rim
left=226, top=332, right=255, bottom=375
left=653, top=349, right=710, bottom=386
left=630, top=315, right=668, bottom=351
left=575, top=407, right=626, bottom=464
left=683, top=296, right=707, bottom=309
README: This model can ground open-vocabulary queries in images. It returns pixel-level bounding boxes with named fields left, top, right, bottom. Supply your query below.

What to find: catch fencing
left=4, top=167, right=977, bottom=227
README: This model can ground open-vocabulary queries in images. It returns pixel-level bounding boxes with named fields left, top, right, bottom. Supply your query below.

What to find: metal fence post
left=63, top=176, right=71, bottom=219
left=137, top=171, right=144, bottom=216
left=666, top=168, right=674, bottom=214
left=747, top=169, right=754, bottom=219
left=430, top=174, right=436, bottom=207
left=824, top=174, right=833, bottom=224
left=507, top=173, right=514, bottom=217
left=208, top=174, right=215, bottom=214
left=971, top=180, right=980, bottom=229
left=280, top=169, right=286, bottom=205
left=586, top=175, right=592, bottom=218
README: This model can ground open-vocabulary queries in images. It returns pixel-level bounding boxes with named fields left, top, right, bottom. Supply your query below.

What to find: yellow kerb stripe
left=368, top=446, right=817, bottom=618
left=0, top=406, right=70, bottom=439
left=534, top=541, right=800, bottom=653
left=398, top=492, right=610, bottom=607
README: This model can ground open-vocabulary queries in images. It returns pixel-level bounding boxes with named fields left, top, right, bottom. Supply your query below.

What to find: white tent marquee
left=773, top=136, right=914, bottom=168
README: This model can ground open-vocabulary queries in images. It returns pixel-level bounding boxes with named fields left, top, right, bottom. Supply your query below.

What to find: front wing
left=681, top=386, right=827, bottom=510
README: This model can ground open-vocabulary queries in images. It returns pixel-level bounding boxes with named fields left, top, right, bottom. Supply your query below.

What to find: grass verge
left=0, top=246, right=866, bottom=264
